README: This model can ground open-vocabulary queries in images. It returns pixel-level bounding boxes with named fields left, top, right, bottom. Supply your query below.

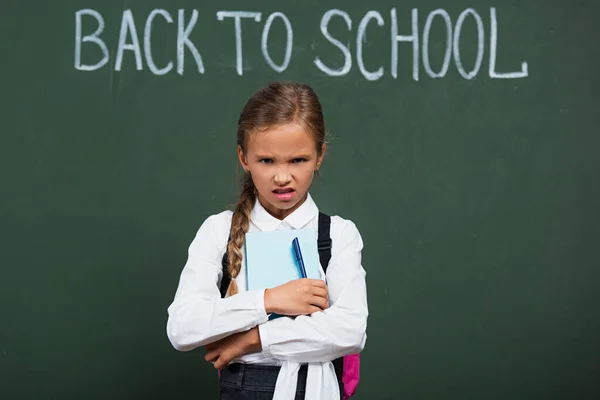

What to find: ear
left=316, top=144, right=326, bottom=170
left=237, top=146, right=249, bottom=172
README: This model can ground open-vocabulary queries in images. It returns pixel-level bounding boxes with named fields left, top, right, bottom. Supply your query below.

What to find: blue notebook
left=245, top=228, right=322, bottom=292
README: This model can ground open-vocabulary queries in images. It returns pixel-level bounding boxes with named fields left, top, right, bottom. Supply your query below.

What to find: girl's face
left=238, top=123, right=325, bottom=220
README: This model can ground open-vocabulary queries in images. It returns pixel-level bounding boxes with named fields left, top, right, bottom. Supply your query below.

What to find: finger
left=311, top=295, right=329, bottom=310
left=311, top=286, right=328, bottom=299
left=214, top=353, right=230, bottom=370
left=310, top=279, right=327, bottom=289
left=213, top=356, right=222, bottom=369
left=205, top=350, right=219, bottom=363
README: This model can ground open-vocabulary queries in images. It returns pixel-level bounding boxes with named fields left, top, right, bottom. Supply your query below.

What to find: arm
left=166, top=214, right=269, bottom=352
left=257, top=220, right=368, bottom=363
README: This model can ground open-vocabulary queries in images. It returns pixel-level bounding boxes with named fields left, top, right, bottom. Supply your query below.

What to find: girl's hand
left=204, top=327, right=262, bottom=369
left=264, top=278, right=329, bottom=316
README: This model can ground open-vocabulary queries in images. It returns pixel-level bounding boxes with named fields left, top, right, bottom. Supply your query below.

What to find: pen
left=292, top=237, right=307, bottom=278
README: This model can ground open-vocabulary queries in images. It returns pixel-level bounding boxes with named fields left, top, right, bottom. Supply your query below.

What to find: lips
left=273, top=188, right=294, bottom=194
left=273, top=188, right=295, bottom=201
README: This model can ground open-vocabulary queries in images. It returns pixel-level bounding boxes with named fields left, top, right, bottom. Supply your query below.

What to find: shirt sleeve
left=166, top=214, right=269, bottom=352
left=258, top=220, right=368, bottom=363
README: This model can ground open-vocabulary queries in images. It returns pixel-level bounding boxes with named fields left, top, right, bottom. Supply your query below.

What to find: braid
left=226, top=172, right=256, bottom=297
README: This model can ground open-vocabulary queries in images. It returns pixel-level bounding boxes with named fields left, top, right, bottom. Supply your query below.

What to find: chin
left=271, top=198, right=299, bottom=209
left=270, top=192, right=306, bottom=208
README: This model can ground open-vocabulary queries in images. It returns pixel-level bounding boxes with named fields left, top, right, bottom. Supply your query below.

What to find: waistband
left=220, top=363, right=308, bottom=392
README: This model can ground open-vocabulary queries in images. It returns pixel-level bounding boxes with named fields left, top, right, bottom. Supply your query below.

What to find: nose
left=273, top=167, right=291, bottom=186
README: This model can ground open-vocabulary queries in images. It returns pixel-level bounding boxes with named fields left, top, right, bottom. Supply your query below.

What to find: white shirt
left=166, top=193, right=368, bottom=399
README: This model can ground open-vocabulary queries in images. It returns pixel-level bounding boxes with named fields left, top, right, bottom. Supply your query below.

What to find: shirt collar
left=250, top=193, right=319, bottom=231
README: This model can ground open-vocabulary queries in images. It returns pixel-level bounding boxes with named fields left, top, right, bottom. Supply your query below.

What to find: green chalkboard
left=1, top=0, right=599, bottom=399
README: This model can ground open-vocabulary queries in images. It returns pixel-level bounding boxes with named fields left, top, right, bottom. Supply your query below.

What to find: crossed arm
left=166, top=216, right=368, bottom=368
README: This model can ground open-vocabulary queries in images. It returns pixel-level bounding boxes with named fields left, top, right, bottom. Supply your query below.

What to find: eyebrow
left=254, top=154, right=313, bottom=160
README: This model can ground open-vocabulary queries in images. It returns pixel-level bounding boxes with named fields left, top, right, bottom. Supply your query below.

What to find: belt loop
left=236, top=364, right=245, bottom=389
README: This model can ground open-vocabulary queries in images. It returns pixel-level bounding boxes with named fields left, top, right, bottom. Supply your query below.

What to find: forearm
left=258, top=275, right=368, bottom=363
left=167, top=289, right=268, bottom=351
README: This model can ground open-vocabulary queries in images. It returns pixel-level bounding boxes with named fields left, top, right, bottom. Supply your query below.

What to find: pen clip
left=292, top=237, right=300, bottom=259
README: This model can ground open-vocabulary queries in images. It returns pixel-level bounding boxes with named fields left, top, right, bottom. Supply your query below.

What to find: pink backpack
left=219, top=212, right=361, bottom=398
left=332, top=353, right=361, bottom=399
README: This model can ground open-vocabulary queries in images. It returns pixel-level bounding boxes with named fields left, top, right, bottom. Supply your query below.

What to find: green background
left=1, top=0, right=599, bottom=399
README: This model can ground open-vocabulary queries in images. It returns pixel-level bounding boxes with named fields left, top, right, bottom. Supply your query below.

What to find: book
left=244, top=228, right=322, bottom=292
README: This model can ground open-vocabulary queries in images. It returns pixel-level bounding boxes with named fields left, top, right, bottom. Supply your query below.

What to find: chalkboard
left=1, top=1, right=599, bottom=399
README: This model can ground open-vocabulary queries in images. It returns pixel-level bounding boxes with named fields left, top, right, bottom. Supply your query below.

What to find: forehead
left=247, top=123, right=316, bottom=155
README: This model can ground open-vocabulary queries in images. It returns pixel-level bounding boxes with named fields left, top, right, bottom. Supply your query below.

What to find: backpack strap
left=317, top=212, right=332, bottom=272
left=317, top=212, right=344, bottom=397
left=219, top=236, right=231, bottom=298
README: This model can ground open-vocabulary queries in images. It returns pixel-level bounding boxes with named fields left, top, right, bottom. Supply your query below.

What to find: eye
left=259, top=158, right=274, bottom=164
left=291, top=158, right=308, bottom=164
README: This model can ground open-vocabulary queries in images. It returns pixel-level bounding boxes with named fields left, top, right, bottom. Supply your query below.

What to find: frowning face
left=238, top=123, right=325, bottom=220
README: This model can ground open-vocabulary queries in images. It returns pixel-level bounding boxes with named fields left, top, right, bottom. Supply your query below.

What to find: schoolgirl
left=167, top=82, right=368, bottom=399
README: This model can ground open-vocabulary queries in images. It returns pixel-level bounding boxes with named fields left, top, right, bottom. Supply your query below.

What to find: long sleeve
left=258, top=220, right=368, bottom=363
left=166, top=213, right=269, bottom=352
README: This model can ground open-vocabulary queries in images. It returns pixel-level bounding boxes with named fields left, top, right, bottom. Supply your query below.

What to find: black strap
left=317, top=212, right=332, bottom=273
left=316, top=213, right=343, bottom=397
left=219, top=236, right=231, bottom=298
left=220, top=212, right=332, bottom=298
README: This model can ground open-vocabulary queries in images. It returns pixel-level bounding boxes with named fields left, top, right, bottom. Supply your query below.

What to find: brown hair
left=225, top=81, right=326, bottom=297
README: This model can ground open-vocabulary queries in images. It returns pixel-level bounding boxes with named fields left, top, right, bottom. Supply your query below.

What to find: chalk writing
left=74, top=7, right=529, bottom=80
left=216, top=11, right=261, bottom=76
left=314, top=9, right=353, bottom=77
left=145, top=9, right=174, bottom=75
left=357, top=11, right=385, bottom=81
left=262, top=12, right=293, bottom=73
left=75, top=9, right=109, bottom=71
left=454, top=9, right=484, bottom=80
left=422, top=9, right=452, bottom=78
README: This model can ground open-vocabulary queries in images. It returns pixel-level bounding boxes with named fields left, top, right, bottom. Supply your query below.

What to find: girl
left=166, top=82, right=368, bottom=400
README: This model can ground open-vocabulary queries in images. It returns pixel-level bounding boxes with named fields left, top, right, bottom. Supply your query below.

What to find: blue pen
left=292, top=237, right=307, bottom=278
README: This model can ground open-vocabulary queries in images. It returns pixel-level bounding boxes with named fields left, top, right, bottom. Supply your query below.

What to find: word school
left=75, top=7, right=529, bottom=80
